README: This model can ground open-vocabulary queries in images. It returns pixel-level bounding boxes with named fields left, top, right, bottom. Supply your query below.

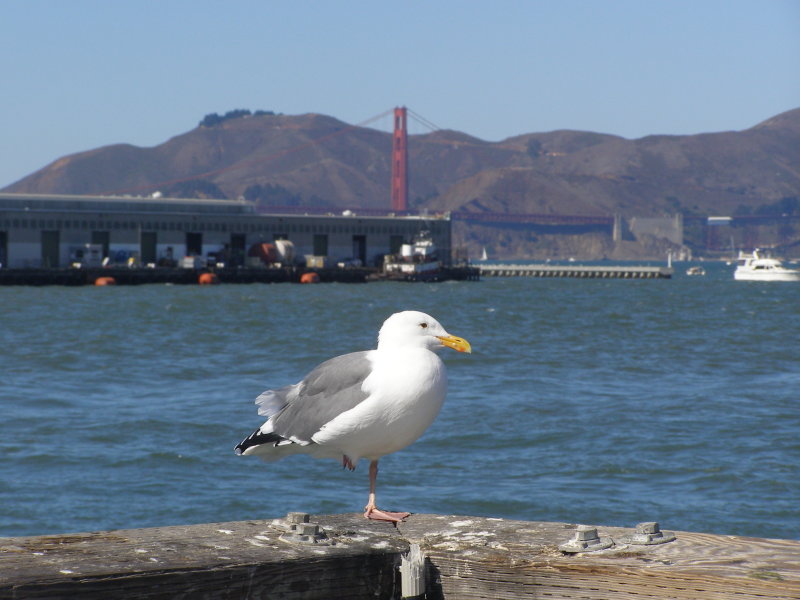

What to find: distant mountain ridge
left=5, top=107, right=800, bottom=223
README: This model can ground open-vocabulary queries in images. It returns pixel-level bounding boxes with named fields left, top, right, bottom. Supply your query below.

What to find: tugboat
left=382, top=231, right=442, bottom=281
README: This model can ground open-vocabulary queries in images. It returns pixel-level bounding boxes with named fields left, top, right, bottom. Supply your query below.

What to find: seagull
left=235, top=310, right=472, bottom=522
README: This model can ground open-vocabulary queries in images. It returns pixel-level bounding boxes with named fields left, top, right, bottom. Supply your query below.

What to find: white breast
left=311, top=347, right=448, bottom=462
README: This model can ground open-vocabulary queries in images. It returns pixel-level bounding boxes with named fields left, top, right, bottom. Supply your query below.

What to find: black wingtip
left=235, top=428, right=285, bottom=455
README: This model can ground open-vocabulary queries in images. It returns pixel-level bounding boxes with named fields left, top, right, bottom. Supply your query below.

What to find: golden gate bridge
left=103, top=106, right=799, bottom=249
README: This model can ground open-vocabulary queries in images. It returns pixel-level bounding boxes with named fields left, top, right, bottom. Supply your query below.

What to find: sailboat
left=480, top=247, right=488, bottom=261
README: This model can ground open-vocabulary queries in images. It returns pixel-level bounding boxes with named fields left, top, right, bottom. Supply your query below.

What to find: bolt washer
left=271, top=512, right=332, bottom=545
left=559, top=525, right=614, bottom=553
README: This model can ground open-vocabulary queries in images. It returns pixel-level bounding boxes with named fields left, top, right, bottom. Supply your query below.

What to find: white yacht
left=734, top=249, right=800, bottom=282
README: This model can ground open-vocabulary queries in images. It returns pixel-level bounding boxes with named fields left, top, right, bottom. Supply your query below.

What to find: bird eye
left=419, top=322, right=428, bottom=329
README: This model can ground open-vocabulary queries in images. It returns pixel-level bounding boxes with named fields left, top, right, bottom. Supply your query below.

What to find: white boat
left=733, top=249, right=800, bottom=282
left=686, top=266, right=706, bottom=276
left=382, top=231, right=441, bottom=281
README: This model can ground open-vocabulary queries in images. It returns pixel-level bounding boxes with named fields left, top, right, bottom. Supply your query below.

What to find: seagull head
left=377, top=310, right=472, bottom=353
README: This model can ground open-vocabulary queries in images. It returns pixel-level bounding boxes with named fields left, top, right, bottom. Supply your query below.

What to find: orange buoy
left=300, top=272, right=320, bottom=284
left=198, top=272, right=220, bottom=285
left=94, top=277, right=116, bottom=286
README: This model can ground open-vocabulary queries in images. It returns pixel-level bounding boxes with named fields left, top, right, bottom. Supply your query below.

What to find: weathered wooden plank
left=0, top=516, right=407, bottom=600
left=2, top=515, right=798, bottom=599
left=394, top=515, right=800, bottom=600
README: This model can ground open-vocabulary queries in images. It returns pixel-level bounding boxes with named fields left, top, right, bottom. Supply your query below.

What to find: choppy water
left=1, top=263, right=798, bottom=539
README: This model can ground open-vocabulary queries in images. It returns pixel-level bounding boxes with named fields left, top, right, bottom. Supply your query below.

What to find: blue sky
left=2, top=0, right=798, bottom=188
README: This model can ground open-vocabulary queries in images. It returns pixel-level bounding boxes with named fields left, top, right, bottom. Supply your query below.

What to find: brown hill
left=5, top=107, right=800, bottom=257
left=431, top=109, right=800, bottom=219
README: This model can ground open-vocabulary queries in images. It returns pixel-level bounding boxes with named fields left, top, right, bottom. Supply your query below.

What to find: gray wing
left=264, top=351, right=374, bottom=443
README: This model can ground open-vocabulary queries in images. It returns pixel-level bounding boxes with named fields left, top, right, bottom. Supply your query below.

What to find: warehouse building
left=0, top=193, right=452, bottom=269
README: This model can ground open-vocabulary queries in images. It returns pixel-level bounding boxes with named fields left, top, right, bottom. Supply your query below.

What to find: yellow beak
left=437, top=334, right=472, bottom=354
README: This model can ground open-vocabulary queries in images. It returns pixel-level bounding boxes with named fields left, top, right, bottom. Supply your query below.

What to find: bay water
left=1, top=262, right=797, bottom=539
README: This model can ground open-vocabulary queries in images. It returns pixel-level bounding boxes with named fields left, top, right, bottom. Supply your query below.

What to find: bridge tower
left=391, top=106, right=408, bottom=212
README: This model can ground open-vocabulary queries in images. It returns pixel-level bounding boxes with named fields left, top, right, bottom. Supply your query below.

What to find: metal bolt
left=575, top=526, right=599, bottom=542
left=637, top=522, right=659, bottom=535
left=559, top=525, right=614, bottom=553
left=298, top=523, right=320, bottom=536
left=278, top=521, right=329, bottom=545
left=619, top=521, right=676, bottom=545
left=287, top=512, right=310, bottom=524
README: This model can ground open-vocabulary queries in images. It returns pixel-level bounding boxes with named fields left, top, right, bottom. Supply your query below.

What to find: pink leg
left=363, top=459, right=410, bottom=523
left=342, top=455, right=356, bottom=471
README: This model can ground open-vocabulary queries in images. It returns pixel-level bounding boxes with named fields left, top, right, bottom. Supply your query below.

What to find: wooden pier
left=0, top=265, right=479, bottom=286
left=2, top=514, right=797, bottom=599
left=480, top=263, right=674, bottom=279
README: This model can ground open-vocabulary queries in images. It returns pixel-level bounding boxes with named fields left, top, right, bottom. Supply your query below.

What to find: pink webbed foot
left=364, top=507, right=411, bottom=523
left=342, top=455, right=356, bottom=471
